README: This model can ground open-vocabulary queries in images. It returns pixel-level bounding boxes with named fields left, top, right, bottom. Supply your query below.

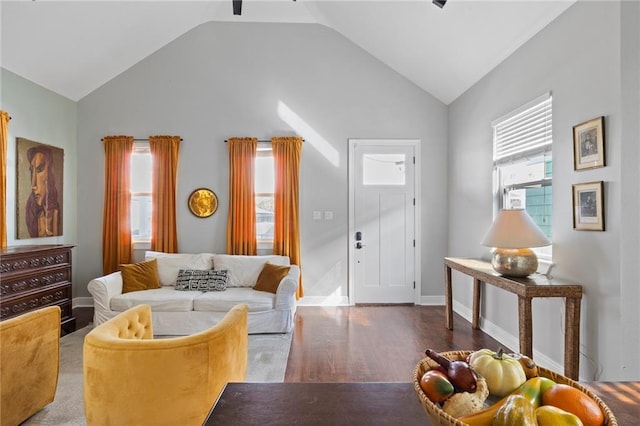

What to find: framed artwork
left=572, top=181, right=604, bottom=231
left=16, top=137, right=64, bottom=238
left=188, top=188, right=218, bottom=218
left=573, top=116, right=605, bottom=170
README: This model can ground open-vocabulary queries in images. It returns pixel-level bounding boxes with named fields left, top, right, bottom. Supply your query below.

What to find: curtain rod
left=224, top=139, right=305, bottom=143
left=100, top=137, right=183, bottom=142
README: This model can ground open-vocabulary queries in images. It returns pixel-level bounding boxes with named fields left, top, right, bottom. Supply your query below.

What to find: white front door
left=349, top=139, right=419, bottom=304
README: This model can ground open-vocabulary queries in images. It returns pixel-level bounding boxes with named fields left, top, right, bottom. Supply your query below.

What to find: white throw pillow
left=212, top=254, right=289, bottom=288
left=145, top=251, right=214, bottom=286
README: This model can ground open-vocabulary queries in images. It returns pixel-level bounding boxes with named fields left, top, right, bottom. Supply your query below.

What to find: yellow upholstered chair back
left=0, top=306, right=61, bottom=426
left=83, top=304, right=248, bottom=426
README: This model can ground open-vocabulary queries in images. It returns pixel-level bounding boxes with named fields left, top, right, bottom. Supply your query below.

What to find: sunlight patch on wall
left=277, top=101, right=339, bottom=167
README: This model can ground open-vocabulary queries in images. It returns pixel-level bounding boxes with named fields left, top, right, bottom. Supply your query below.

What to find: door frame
left=348, top=139, right=422, bottom=306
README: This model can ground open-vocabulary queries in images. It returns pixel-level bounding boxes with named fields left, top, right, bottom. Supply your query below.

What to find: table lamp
left=481, top=209, right=551, bottom=277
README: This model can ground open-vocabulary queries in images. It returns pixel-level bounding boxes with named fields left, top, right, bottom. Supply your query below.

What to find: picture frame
left=573, top=116, right=605, bottom=170
left=188, top=188, right=218, bottom=218
left=572, top=181, right=604, bottom=231
left=16, top=137, right=64, bottom=238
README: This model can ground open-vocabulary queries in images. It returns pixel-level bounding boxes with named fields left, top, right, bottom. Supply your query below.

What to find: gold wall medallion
left=188, top=188, right=218, bottom=218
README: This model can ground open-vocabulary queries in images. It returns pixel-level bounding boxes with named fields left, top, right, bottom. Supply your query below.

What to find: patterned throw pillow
left=175, top=269, right=229, bottom=291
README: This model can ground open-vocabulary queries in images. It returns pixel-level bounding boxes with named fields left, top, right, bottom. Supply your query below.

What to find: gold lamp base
left=491, top=248, right=538, bottom=277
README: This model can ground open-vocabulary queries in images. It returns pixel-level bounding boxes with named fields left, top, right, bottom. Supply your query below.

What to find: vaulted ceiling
left=1, top=0, right=575, bottom=105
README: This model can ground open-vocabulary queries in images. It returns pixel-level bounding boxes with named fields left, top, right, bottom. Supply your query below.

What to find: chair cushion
left=253, top=263, right=291, bottom=294
left=194, top=288, right=274, bottom=312
left=119, top=259, right=161, bottom=293
left=111, top=288, right=201, bottom=312
left=213, top=254, right=289, bottom=288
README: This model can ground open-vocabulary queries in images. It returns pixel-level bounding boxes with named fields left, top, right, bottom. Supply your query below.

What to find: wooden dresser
left=0, top=244, right=76, bottom=333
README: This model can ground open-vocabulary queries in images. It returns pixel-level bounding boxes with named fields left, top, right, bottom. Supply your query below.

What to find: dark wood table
left=444, top=257, right=582, bottom=380
left=204, top=382, right=426, bottom=425
left=204, top=382, right=638, bottom=425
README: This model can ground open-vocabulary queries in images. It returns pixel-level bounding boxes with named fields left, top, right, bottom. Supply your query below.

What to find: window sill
left=133, top=241, right=151, bottom=251
left=257, top=240, right=273, bottom=255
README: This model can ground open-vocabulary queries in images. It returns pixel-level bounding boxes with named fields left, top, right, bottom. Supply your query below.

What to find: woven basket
left=413, top=350, right=617, bottom=426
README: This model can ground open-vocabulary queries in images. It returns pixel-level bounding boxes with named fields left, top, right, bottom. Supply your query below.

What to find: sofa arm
left=274, top=264, right=300, bottom=310
left=87, top=271, right=124, bottom=317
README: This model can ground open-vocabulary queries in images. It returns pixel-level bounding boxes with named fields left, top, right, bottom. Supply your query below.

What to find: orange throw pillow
left=119, top=259, right=161, bottom=293
left=253, top=262, right=291, bottom=294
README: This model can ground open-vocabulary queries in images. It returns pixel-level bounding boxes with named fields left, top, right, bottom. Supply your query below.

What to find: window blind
left=492, top=93, right=552, bottom=163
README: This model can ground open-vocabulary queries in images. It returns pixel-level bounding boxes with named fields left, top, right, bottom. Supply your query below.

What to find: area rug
left=23, top=325, right=293, bottom=425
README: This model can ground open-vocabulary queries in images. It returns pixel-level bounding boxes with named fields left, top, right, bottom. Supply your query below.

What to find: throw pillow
left=213, top=254, right=290, bottom=287
left=119, top=259, right=161, bottom=294
left=253, top=263, right=291, bottom=294
left=144, top=251, right=213, bottom=286
left=175, top=269, right=229, bottom=291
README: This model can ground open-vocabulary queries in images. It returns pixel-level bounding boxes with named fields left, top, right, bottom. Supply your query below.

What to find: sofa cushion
left=175, top=269, right=229, bottom=292
left=111, top=288, right=201, bottom=312
left=194, top=288, right=274, bottom=312
left=145, top=251, right=213, bottom=286
left=119, top=259, right=161, bottom=294
left=253, top=263, right=291, bottom=294
left=212, top=255, right=290, bottom=288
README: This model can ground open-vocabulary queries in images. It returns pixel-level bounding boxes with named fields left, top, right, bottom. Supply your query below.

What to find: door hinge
left=413, top=198, right=415, bottom=206
left=413, top=281, right=416, bottom=289
left=413, top=239, right=415, bottom=247
left=413, top=156, right=415, bottom=164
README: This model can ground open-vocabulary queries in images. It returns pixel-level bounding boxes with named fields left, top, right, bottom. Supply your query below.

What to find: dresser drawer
left=0, top=248, right=71, bottom=277
left=0, top=282, right=72, bottom=320
left=0, top=266, right=71, bottom=297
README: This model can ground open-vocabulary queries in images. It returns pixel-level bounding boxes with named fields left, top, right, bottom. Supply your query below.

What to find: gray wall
left=75, top=22, right=449, bottom=305
left=1, top=68, right=78, bottom=278
left=448, top=1, right=639, bottom=381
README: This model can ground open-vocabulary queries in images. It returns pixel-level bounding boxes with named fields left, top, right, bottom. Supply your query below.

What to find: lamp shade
left=481, top=209, right=551, bottom=249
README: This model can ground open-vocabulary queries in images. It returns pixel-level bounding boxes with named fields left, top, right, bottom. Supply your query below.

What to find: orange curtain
left=0, top=111, right=9, bottom=248
left=149, top=135, right=180, bottom=253
left=102, top=136, right=133, bottom=274
left=226, top=137, right=257, bottom=255
left=272, top=136, right=303, bottom=299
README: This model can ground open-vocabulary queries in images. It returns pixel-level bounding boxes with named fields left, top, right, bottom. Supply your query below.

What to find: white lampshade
left=481, top=209, right=551, bottom=249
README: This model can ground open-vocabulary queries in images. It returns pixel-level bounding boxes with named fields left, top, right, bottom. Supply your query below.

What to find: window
left=492, top=93, right=552, bottom=259
left=131, top=142, right=152, bottom=243
left=363, top=153, right=406, bottom=185
left=255, top=143, right=274, bottom=243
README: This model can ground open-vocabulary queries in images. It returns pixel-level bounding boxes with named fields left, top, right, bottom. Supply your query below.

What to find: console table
left=444, top=257, right=582, bottom=380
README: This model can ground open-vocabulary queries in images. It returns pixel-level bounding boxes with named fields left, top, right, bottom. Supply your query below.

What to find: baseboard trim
left=73, top=297, right=94, bottom=308
left=419, top=295, right=445, bottom=305
left=452, top=300, right=564, bottom=375
left=297, top=295, right=350, bottom=306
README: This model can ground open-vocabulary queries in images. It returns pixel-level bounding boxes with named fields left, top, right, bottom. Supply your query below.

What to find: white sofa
left=88, top=251, right=299, bottom=334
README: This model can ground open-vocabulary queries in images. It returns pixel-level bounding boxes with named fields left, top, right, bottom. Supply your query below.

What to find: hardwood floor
left=72, top=305, right=511, bottom=382
left=284, top=305, right=510, bottom=382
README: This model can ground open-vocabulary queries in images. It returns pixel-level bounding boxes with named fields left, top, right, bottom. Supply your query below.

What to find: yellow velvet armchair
left=83, top=303, right=248, bottom=426
left=0, top=306, right=61, bottom=426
